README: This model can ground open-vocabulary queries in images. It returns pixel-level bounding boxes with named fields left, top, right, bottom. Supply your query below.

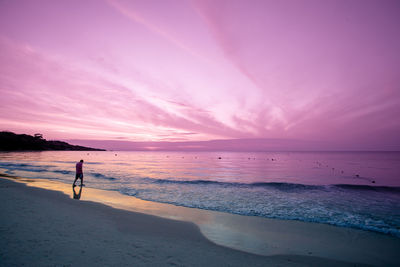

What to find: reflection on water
left=1, top=151, right=400, bottom=187
left=72, top=184, right=83, bottom=200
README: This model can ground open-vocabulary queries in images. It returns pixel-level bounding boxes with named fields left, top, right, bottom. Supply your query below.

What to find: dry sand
left=0, top=176, right=398, bottom=266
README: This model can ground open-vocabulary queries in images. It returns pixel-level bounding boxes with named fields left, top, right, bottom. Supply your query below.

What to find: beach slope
left=0, top=178, right=359, bottom=266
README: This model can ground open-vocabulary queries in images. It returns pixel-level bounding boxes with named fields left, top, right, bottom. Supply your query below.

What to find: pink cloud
left=193, top=0, right=400, bottom=146
left=105, top=0, right=208, bottom=62
left=0, top=37, right=248, bottom=142
left=0, top=0, right=399, bottom=150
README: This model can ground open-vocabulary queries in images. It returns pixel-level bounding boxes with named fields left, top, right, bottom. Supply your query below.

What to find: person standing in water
left=73, top=159, right=84, bottom=187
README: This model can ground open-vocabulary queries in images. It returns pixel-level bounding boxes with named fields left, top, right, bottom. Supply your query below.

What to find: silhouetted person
left=73, top=159, right=84, bottom=187
left=72, top=184, right=83, bottom=200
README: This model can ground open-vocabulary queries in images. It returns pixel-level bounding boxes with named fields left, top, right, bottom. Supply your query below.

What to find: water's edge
left=2, top=174, right=400, bottom=266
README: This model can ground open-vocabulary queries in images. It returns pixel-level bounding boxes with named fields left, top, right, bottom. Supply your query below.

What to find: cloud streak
left=0, top=0, right=399, bottom=150
left=0, top=36, right=248, bottom=142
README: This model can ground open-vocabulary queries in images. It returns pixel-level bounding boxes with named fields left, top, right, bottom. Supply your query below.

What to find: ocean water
left=0, top=151, right=399, bottom=237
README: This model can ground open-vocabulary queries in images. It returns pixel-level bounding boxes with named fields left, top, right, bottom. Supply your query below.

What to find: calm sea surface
left=1, top=151, right=399, bottom=237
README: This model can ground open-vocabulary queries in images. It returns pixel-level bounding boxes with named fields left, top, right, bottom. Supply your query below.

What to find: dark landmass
left=0, top=131, right=105, bottom=151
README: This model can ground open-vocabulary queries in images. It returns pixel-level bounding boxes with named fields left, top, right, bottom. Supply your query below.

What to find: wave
left=112, top=162, right=131, bottom=166
left=53, top=170, right=73, bottom=175
left=142, top=178, right=326, bottom=191
left=252, top=182, right=322, bottom=190
left=0, top=162, right=51, bottom=173
left=120, top=187, right=400, bottom=237
left=2, top=160, right=398, bottom=194
left=0, top=162, right=55, bottom=168
left=141, top=177, right=400, bottom=193
left=334, top=184, right=400, bottom=193
left=0, top=161, right=118, bottom=181
left=91, top=172, right=116, bottom=180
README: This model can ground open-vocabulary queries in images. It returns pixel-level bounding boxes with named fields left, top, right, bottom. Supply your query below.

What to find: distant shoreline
left=0, top=131, right=105, bottom=151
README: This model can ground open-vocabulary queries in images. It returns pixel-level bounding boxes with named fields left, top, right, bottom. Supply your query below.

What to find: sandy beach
left=2, top=0, right=400, bottom=265
left=1, top=176, right=399, bottom=266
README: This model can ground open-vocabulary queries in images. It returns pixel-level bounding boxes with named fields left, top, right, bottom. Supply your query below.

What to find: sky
left=0, top=0, right=399, bottom=150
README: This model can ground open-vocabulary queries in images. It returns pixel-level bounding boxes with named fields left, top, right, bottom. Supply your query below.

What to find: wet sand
left=1, top=175, right=399, bottom=266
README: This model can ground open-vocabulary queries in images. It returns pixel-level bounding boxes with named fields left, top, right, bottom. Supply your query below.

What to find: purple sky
left=0, top=0, right=399, bottom=150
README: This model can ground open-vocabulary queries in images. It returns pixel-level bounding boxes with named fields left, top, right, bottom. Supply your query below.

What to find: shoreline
left=1, top=175, right=400, bottom=266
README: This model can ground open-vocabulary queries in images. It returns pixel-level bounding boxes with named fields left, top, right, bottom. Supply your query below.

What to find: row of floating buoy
left=160, top=155, right=278, bottom=161
left=315, top=161, right=376, bottom=183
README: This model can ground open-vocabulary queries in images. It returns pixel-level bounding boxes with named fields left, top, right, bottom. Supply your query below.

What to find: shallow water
left=0, top=151, right=399, bottom=236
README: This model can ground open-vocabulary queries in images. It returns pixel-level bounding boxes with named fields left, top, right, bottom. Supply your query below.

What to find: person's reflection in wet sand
left=72, top=184, right=83, bottom=200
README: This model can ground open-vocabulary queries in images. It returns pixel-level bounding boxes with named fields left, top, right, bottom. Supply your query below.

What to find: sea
left=0, top=151, right=399, bottom=237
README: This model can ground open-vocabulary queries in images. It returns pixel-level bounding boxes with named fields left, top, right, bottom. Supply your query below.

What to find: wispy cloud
left=106, top=0, right=211, bottom=63
left=0, top=37, right=247, bottom=141
left=1, top=0, right=399, bottom=150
